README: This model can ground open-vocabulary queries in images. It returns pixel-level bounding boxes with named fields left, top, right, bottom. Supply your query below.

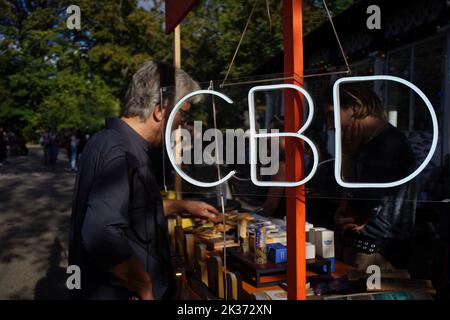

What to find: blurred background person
left=69, top=130, right=80, bottom=171
left=48, top=130, right=60, bottom=169
left=39, top=130, right=50, bottom=166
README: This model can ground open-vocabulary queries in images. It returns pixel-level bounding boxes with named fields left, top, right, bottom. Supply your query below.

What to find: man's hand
left=163, top=199, right=220, bottom=224
left=182, top=200, right=219, bottom=224
left=335, top=204, right=366, bottom=232
left=342, top=120, right=363, bottom=157
left=109, top=256, right=154, bottom=300
left=128, top=282, right=154, bottom=300
left=138, top=282, right=154, bottom=300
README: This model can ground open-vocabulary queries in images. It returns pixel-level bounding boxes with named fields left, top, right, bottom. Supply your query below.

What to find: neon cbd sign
left=165, top=76, right=439, bottom=189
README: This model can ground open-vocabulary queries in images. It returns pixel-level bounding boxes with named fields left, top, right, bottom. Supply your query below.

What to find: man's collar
left=105, top=117, right=150, bottom=153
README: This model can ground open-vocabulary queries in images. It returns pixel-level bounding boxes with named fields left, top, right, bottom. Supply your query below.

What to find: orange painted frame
left=283, top=0, right=306, bottom=300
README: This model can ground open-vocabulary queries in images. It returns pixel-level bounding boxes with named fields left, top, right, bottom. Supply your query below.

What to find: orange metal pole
left=283, top=0, right=306, bottom=300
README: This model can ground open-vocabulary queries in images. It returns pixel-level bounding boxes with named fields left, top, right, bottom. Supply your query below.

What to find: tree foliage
left=0, top=0, right=356, bottom=139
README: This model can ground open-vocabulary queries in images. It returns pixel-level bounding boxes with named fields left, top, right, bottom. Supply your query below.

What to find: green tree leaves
left=0, top=0, right=356, bottom=139
left=0, top=0, right=162, bottom=137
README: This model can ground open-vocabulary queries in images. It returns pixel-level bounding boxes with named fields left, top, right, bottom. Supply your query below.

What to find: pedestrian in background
left=39, top=131, right=50, bottom=165
left=69, top=131, right=79, bottom=171
left=48, top=130, right=59, bottom=169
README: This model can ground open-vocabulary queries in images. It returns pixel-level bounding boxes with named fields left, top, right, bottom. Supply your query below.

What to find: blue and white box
left=267, top=243, right=287, bottom=263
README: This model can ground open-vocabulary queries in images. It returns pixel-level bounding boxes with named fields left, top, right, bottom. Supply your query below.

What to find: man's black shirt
left=69, top=118, right=171, bottom=299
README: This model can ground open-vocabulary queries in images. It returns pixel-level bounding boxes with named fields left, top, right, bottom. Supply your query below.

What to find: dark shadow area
left=34, top=237, right=70, bottom=300
left=0, top=145, right=74, bottom=298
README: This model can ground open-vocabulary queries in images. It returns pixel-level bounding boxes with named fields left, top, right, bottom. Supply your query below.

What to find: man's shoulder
left=360, top=124, right=415, bottom=169
left=83, top=127, right=130, bottom=158
left=370, top=125, right=412, bottom=153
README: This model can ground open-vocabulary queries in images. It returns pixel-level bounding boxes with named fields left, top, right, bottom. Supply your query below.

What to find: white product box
left=309, top=227, right=326, bottom=248
left=305, top=222, right=314, bottom=242
left=316, top=229, right=335, bottom=258
left=306, top=242, right=316, bottom=260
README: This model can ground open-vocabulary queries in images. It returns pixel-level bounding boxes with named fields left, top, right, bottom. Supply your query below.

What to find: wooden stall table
left=237, top=258, right=353, bottom=299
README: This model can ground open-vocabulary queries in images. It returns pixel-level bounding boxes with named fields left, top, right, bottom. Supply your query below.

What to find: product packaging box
left=306, top=242, right=316, bottom=260
left=322, top=257, right=335, bottom=273
left=309, top=227, right=326, bottom=248
left=305, top=222, right=314, bottom=242
left=267, top=243, right=287, bottom=263
left=316, top=229, right=335, bottom=258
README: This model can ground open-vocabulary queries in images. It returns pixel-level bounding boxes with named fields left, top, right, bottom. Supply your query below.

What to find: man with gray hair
left=69, top=61, right=218, bottom=300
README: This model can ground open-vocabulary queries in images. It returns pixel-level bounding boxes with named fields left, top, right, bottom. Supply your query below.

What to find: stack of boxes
left=305, top=222, right=335, bottom=272
left=305, top=222, right=316, bottom=260
left=265, top=222, right=335, bottom=270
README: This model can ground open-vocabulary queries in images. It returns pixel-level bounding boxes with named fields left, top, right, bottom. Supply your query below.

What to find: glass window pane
left=387, top=49, right=412, bottom=131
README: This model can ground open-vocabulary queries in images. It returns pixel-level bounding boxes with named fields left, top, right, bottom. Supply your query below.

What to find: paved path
left=0, top=145, right=75, bottom=299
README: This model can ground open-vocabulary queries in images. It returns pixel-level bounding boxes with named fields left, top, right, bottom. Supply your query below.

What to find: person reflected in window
left=334, top=83, right=416, bottom=271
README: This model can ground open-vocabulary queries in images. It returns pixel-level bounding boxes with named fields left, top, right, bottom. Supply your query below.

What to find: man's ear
left=152, top=104, right=165, bottom=122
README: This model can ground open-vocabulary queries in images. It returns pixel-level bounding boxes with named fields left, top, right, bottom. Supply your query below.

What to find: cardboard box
left=316, top=229, right=335, bottom=258
left=267, top=243, right=287, bottom=263
left=306, top=242, right=315, bottom=260
left=309, top=227, right=326, bottom=248
left=305, top=222, right=314, bottom=242
left=322, top=257, right=335, bottom=273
